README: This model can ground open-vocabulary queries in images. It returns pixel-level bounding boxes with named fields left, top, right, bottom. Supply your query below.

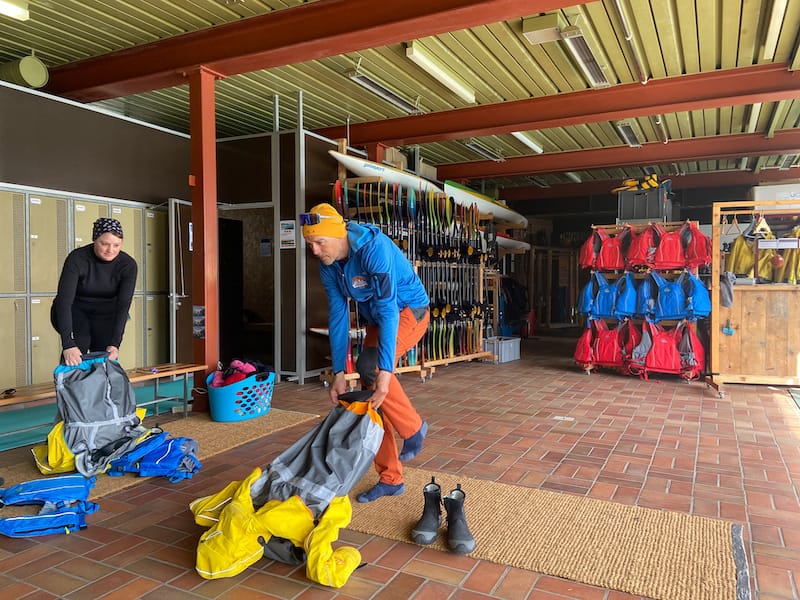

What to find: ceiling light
left=615, top=120, right=642, bottom=148
left=0, top=0, right=29, bottom=21
left=565, top=171, right=582, bottom=183
left=511, top=131, right=544, bottom=154
left=521, top=14, right=565, bottom=44
left=739, top=157, right=748, bottom=171
left=347, top=70, right=422, bottom=114
left=779, top=154, right=797, bottom=170
left=464, top=139, right=505, bottom=162
left=560, top=25, right=610, bottom=88
left=405, top=41, right=475, bottom=104
left=653, top=115, right=669, bottom=144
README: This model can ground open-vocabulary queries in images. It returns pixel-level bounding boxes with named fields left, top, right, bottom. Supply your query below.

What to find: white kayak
left=444, top=180, right=528, bottom=228
left=329, top=150, right=443, bottom=194
left=496, top=234, right=531, bottom=251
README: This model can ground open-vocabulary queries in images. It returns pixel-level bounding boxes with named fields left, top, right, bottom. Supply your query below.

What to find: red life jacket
left=595, top=228, right=626, bottom=271
left=678, top=321, right=706, bottom=380
left=629, top=321, right=683, bottom=379
left=681, top=221, right=712, bottom=268
left=573, top=322, right=594, bottom=367
left=652, top=223, right=686, bottom=270
left=579, top=231, right=600, bottom=269
left=592, top=319, right=622, bottom=369
left=626, top=224, right=656, bottom=269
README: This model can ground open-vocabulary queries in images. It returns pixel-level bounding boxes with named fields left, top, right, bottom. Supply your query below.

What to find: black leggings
left=51, top=304, right=115, bottom=354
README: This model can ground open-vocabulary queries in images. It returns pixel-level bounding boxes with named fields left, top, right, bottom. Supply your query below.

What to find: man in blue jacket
left=301, top=203, right=430, bottom=502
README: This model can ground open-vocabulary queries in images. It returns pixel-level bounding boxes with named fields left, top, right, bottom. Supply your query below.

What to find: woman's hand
left=328, top=371, right=348, bottom=405
left=106, top=346, right=119, bottom=361
left=62, top=347, right=83, bottom=366
left=369, top=370, right=392, bottom=409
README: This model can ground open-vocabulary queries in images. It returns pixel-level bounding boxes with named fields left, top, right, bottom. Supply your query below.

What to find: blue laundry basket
left=206, top=371, right=273, bottom=422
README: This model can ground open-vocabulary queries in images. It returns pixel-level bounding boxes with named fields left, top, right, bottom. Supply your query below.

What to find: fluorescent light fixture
left=522, top=14, right=565, bottom=44
left=347, top=70, right=422, bottom=114
left=560, top=25, right=610, bottom=88
left=565, top=171, right=582, bottom=183
left=779, top=154, right=797, bottom=170
left=511, top=131, right=544, bottom=154
left=653, top=115, right=669, bottom=144
left=615, top=120, right=642, bottom=148
left=739, top=157, right=749, bottom=171
left=405, top=41, right=475, bottom=104
left=0, top=0, right=29, bottom=20
left=464, top=138, right=505, bottom=162
left=746, top=102, right=762, bottom=133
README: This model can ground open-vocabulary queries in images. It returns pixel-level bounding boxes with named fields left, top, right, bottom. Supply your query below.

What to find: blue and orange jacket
left=319, top=222, right=429, bottom=373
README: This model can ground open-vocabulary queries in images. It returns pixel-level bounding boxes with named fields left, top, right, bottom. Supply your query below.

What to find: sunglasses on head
left=299, top=212, right=338, bottom=226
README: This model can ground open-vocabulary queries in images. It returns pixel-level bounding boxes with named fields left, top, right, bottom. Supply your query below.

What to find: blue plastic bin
left=206, top=371, right=273, bottom=422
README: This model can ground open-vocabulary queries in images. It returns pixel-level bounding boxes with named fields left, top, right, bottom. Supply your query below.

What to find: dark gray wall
left=0, top=84, right=190, bottom=203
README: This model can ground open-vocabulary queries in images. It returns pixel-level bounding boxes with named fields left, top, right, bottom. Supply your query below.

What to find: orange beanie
left=301, top=203, right=347, bottom=238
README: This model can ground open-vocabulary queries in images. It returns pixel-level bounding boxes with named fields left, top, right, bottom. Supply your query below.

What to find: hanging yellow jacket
left=772, top=225, right=800, bottom=284
left=727, top=233, right=776, bottom=279
left=190, top=467, right=360, bottom=587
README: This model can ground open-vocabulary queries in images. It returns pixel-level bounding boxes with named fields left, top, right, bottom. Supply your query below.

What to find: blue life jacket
left=0, top=474, right=98, bottom=538
left=613, top=272, right=637, bottom=319
left=683, top=271, right=711, bottom=320
left=651, top=271, right=686, bottom=321
left=578, top=276, right=596, bottom=315
left=592, top=272, right=617, bottom=320
left=636, top=274, right=655, bottom=319
left=108, top=431, right=201, bottom=483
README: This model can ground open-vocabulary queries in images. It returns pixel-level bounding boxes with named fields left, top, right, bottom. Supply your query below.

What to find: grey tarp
left=251, top=393, right=383, bottom=518
left=54, top=354, right=147, bottom=477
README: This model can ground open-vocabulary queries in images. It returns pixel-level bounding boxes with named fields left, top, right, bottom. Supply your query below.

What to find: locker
left=118, top=294, right=144, bottom=370
left=0, top=298, right=29, bottom=389
left=110, top=205, right=144, bottom=292
left=144, top=210, right=168, bottom=292
left=0, top=191, right=27, bottom=293
left=29, top=195, right=68, bottom=294
left=30, top=296, right=61, bottom=384
left=73, top=200, right=108, bottom=247
left=145, top=294, right=169, bottom=365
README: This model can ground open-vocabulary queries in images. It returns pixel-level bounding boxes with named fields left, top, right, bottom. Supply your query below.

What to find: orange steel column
left=188, top=66, right=221, bottom=412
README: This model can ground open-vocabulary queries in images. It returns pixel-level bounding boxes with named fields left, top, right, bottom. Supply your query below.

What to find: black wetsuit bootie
left=443, top=483, right=476, bottom=554
left=411, top=476, right=441, bottom=545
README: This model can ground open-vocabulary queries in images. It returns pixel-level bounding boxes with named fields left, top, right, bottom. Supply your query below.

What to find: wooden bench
left=0, top=363, right=208, bottom=438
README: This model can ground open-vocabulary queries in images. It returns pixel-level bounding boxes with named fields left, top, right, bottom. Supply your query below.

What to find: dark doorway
left=218, top=218, right=243, bottom=363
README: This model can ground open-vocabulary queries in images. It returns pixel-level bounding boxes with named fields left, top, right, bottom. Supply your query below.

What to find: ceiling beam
left=437, top=129, right=800, bottom=180
left=501, top=168, right=800, bottom=202
left=317, top=63, right=800, bottom=146
left=45, top=0, right=579, bottom=102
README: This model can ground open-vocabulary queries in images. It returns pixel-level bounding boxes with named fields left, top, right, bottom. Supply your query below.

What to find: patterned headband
left=92, top=218, right=124, bottom=241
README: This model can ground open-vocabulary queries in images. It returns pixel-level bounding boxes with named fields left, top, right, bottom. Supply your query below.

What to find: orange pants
left=362, top=306, right=429, bottom=485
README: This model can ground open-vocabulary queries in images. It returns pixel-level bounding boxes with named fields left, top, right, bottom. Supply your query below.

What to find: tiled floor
left=2, top=336, right=799, bottom=599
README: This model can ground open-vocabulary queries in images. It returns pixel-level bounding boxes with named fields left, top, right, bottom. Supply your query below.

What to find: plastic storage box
left=206, top=371, right=274, bottom=422
left=483, top=336, right=521, bottom=363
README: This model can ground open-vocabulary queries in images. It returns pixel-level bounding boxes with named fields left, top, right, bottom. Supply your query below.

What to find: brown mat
left=349, top=468, right=749, bottom=600
left=0, top=408, right=319, bottom=501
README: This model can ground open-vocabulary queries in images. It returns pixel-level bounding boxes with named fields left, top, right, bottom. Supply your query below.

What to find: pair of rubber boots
left=411, top=476, right=475, bottom=555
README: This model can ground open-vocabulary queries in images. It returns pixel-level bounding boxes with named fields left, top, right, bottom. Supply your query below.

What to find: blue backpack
left=0, top=474, right=99, bottom=538
left=108, top=431, right=201, bottom=483
left=683, top=271, right=711, bottom=319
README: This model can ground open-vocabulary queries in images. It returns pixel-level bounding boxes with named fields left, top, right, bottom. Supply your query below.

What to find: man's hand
left=62, top=347, right=82, bottom=366
left=370, top=369, right=392, bottom=409
left=328, top=371, right=348, bottom=405
left=106, top=346, right=120, bottom=362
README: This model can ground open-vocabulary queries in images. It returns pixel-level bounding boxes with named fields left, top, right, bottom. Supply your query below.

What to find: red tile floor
left=1, top=335, right=799, bottom=599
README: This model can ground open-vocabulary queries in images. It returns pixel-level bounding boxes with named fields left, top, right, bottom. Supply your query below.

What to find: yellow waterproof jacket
left=190, top=467, right=360, bottom=587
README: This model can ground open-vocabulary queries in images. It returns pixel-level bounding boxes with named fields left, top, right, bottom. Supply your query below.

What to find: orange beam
left=46, top=0, right=577, bottom=102
left=501, top=168, right=800, bottom=202
left=188, top=67, right=220, bottom=412
left=437, top=130, right=800, bottom=180
left=318, top=64, right=800, bottom=146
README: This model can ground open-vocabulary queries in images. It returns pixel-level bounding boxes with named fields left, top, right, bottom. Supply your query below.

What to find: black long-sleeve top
left=53, top=244, right=138, bottom=350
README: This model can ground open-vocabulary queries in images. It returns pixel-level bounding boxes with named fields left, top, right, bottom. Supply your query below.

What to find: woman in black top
left=51, top=218, right=138, bottom=366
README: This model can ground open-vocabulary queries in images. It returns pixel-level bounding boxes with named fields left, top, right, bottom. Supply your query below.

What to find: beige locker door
left=0, top=191, right=27, bottom=294
left=0, top=298, right=29, bottom=389
left=110, top=205, right=144, bottom=292
left=30, top=297, right=61, bottom=384
left=145, top=294, right=169, bottom=365
left=29, top=195, right=69, bottom=294
left=145, top=210, right=168, bottom=293
left=118, top=295, right=144, bottom=370
left=73, top=200, right=108, bottom=247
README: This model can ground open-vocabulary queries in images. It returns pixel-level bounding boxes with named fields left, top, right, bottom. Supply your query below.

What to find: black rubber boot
left=411, top=476, right=441, bottom=545
left=443, top=483, right=476, bottom=555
